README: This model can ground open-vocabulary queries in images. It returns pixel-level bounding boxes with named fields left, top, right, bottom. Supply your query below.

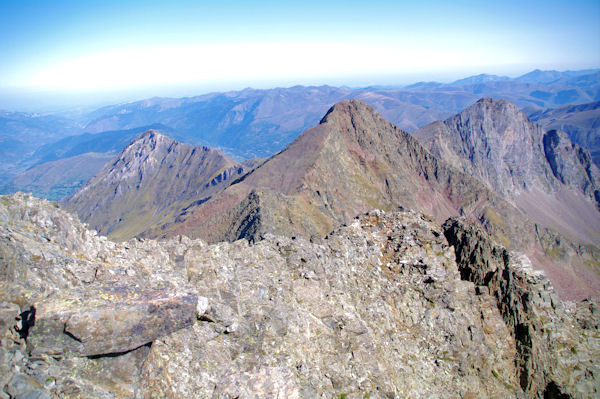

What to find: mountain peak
left=64, top=132, right=248, bottom=240
left=414, top=98, right=600, bottom=247
left=131, top=129, right=173, bottom=145
left=319, top=99, right=380, bottom=124
left=472, top=97, right=518, bottom=110
left=459, top=98, right=530, bottom=127
left=317, top=99, right=399, bottom=143
left=137, top=128, right=162, bottom=137
left=414, top=98, right=552, bottom=197
left=162, top=97, right=524, bottom=248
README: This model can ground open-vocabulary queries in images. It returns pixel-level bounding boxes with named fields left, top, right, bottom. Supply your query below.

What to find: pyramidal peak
left=93, top=129, right=210, bottom=186
left=157, top=98, right=522, bottom=250
left=320, top=99, right=381, bottom=123
left=63, top=130, right=249, bottom=240
left=319, top=99, right=394, bottom=134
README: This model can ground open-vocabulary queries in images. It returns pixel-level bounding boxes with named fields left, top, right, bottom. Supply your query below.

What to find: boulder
left=28, top=284, right=197, bottom=357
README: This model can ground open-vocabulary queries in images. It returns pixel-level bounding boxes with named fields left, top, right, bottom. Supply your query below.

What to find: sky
left=0, top=0, right=599, bottom=109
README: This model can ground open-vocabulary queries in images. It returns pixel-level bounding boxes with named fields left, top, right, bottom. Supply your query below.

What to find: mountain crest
left=319, top=99, right=393, bottom=133
left=466, top=97, right=530, bottom=123
left=130, top=128, right=172, bottom=147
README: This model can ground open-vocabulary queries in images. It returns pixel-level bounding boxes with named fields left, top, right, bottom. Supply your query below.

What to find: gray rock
left=6, top=373, right=43, bottom=398
left=543, top=128, right=600, bottom=207
left=15, top=390, right=52, bottom=399
left=0, top=193, right=598, bottom=398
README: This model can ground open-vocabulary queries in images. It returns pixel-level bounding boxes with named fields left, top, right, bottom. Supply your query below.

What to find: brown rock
left=28, top=285, right=197, bottom=357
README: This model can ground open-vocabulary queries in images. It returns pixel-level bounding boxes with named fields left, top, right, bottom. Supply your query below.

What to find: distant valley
left=1, top=68, right=599, bottom=200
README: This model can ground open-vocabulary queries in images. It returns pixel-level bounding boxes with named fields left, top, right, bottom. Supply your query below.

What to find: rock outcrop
left=543, top=129, right=600, bottom=205
left=0, top=193, right=200, bottom=397
left=529, top=101, right=600, bottom=167
left=1, top=193, right=598, bottom=398
left=444, top=218, right=599, bottom=397
left=29, top=286, right=197, bottom=357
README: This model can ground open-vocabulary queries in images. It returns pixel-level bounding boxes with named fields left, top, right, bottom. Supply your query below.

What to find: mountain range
left=63, top=99, right=600, bottom=300
left=1, top=69, right=600, bottom=398
left=1, top=68, right=599, bottom=200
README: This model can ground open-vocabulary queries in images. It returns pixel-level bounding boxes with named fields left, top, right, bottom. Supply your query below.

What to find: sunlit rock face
left=1, top=193, right=598, bottom=398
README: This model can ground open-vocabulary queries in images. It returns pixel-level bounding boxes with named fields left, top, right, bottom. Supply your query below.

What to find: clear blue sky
left=0, top=0, right=599, bottom=95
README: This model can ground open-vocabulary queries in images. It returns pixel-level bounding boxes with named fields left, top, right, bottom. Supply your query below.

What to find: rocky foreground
left=0, top=193, right=598, bottom=398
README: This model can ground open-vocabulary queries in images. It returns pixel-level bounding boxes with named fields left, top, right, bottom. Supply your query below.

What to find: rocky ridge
left=445, top=218, right=600, bottom=397
left=1, top=193, right=598, bottom=398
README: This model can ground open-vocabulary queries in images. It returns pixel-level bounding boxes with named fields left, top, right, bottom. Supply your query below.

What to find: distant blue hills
left=1, top=68, right=598, bottom=199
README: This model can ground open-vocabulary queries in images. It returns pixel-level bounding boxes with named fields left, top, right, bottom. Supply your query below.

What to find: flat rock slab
left=28, top=284, right=197, bottom=357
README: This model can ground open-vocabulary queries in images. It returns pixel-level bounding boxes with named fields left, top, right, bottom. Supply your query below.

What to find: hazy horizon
left=2, top=66, right=600, bottom=114
left=1, top=0, right=599, bottom=112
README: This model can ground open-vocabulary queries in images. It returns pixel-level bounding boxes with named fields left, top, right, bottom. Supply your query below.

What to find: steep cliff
left=414, top=98, right=600, bottom=246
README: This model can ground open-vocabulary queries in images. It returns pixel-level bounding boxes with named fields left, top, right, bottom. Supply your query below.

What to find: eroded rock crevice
left=444, top=217, right=598, bottom=398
